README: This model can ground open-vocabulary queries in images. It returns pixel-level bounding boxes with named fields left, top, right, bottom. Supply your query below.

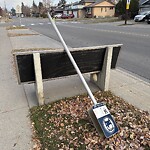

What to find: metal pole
left=47, top=12, right=97, bottom=105
left=125, top=9, right=128, bottom=25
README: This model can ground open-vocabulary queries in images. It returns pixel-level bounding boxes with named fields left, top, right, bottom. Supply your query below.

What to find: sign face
left=93, top=103, right=118, bottom=138
left=126, top=0, right=131, bottom=9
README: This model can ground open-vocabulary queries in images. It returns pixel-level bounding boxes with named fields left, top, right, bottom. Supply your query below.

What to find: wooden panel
left=15, top=46, right=121, bottom=83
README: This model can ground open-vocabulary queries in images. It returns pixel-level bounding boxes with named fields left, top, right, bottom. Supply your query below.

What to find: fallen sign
left=12, top=14, right=122, bottom=138
left=89, top=103, right=119, bottom=138
left=48, top=12, right=120, bottom=138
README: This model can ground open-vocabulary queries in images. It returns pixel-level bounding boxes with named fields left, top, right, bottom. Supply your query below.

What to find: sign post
left=125, top=0, right=131, bottom=24
left=47, top=12, right=119, bottom=138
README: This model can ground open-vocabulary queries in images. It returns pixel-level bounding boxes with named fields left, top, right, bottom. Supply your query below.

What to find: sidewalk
left=0, top=27, right=32, bottom=150
left=0, top=26, right=149, bottom=149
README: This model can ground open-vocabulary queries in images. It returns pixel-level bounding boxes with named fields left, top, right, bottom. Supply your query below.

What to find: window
left=86, top=8, right=92, bottom=14
left=110, top=7, right=113, bottom=10
left=101, top=8, right=103, bottom=12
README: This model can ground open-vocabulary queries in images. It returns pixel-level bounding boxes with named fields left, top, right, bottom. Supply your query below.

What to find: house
left=64, top=2, right=85, bottom=18
left=84, top=0, right=115, bottom=18
left=139, top=0, right=150, bottom=12
left=63, top=0, right=115, bottom=18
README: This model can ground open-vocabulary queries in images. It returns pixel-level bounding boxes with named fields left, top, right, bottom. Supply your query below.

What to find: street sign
left=126, top=0, right=131, bottom=9
left=90, top=103, right=119, bottom=138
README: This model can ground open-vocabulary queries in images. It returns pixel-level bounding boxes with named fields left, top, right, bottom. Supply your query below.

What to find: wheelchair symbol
left=103, top=117, right=115, bottom=133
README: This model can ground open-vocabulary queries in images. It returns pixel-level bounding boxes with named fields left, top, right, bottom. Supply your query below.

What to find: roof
left=84, top=0, right=114, bottom=7
left=81, top=0, right=95, bottom=3
left=139, top=0, right=150, bottom=5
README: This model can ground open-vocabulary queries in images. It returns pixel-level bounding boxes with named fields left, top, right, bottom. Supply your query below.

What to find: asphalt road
left=7, top=18, right=150, bottom=81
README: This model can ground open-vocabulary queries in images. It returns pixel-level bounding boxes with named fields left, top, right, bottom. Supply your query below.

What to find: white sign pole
left=47, top=12, right=119, bottom=138
left=47, top=12, right=97, bottom=105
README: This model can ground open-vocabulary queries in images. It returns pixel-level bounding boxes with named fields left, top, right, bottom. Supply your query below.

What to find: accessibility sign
left=92, top=103, right=118, bottom=138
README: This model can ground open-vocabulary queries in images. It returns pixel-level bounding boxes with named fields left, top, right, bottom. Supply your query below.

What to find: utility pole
left=125, top=10, right=128, bottom=25
left=125, top=0, right=131, bottom=25
left=4, top=0, right=6, bottom=9
left=4, top=0, right=7, bottom=17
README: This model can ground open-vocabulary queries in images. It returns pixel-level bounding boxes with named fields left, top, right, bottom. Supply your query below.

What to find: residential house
left=63, top=0, right=115, bottom=18
left=64, top=2, right=85, bottom=18
left=84, top=0, right=115, bottom=18
left=139, top=0, right=150, bottom=12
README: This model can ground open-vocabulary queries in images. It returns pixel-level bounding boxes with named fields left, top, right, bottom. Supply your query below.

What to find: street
left=7, top=18, right=150, bottom=81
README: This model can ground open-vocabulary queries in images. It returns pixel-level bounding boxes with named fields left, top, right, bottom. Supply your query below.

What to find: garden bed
left=30, top=91, right=149, bottom=150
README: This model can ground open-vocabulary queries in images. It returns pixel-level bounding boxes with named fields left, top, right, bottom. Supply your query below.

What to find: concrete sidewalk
left=0, top=27, right=32, bottom=150
left=0, top=26, right=149, bottom=149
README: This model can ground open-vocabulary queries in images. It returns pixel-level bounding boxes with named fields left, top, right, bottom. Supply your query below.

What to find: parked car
left=61, top=14, right=74, bottom=19
left=145, top=13, right=150, bottom=24
left=68, top=14, right=74, bottom=18
left=54, top=13, right=62, bottom=19
left=134, top=11, right=150, bottom=22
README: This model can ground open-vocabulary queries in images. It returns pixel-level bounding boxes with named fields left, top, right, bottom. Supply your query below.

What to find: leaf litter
left=30, top=91, right=150, bottom=150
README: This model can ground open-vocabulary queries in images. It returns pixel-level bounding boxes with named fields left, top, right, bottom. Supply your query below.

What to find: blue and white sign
left=93, top=103, right=118, bottom=138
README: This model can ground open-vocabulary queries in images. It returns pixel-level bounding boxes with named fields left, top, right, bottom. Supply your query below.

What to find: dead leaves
left=30, top=91, right=150, bottom=150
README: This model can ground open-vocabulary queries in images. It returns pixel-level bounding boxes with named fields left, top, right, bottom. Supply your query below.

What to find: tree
left=115, top=0, right=139, bottom=19
left=21, top=2, right=31, bottom=17
left=24, top=6, right=31, bottom=17
left=21, top=2, right=25, bottom=14
left=129, top=0, right=139, bottom=18
left=58, top=0, right=66, bottom=6
left=38, top=2, right=47, bottom=17
left=32, top=0, right=38, bottom=16
left=38, top=2, right=44, bottom=15
left=11, top=7, right=16, bottom=16
left=43, top=0, right=53, bottom=9
left=0, top=7, right=3, bottom=16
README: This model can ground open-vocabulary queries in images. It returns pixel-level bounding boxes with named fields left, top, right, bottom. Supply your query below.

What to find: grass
left=30, top=91, right=150, bottom=150
left=57, top=17, right=121, bottom=24
left=6, top=26, right=27, bottom=30
left=8, top=33, right=39, bottom=37
left=54, top=17, right=121, bottom=24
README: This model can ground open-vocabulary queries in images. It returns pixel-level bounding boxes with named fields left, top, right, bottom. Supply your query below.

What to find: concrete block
left=90, top=46, right=113, bottom=91
left=33, top=53, right=44, bottom=105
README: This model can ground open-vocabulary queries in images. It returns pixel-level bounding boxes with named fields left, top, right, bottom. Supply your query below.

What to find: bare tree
left=21, top=2, right=31, bottom=17
left=0, top=7, right=3, bottom=16
left=32, top=0, right=38, bottom=13
left=43, top=0, right=53, bottom=9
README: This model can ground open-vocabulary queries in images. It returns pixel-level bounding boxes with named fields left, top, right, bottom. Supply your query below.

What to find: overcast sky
left=0, top=0, right=76, bottom=11
left=0, top=0, right=40, bottom=10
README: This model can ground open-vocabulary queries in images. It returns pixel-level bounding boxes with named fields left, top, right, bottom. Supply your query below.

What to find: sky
left=0, top=0, right=40, bottom=10
left=0, top=0, right=76, bottom=11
